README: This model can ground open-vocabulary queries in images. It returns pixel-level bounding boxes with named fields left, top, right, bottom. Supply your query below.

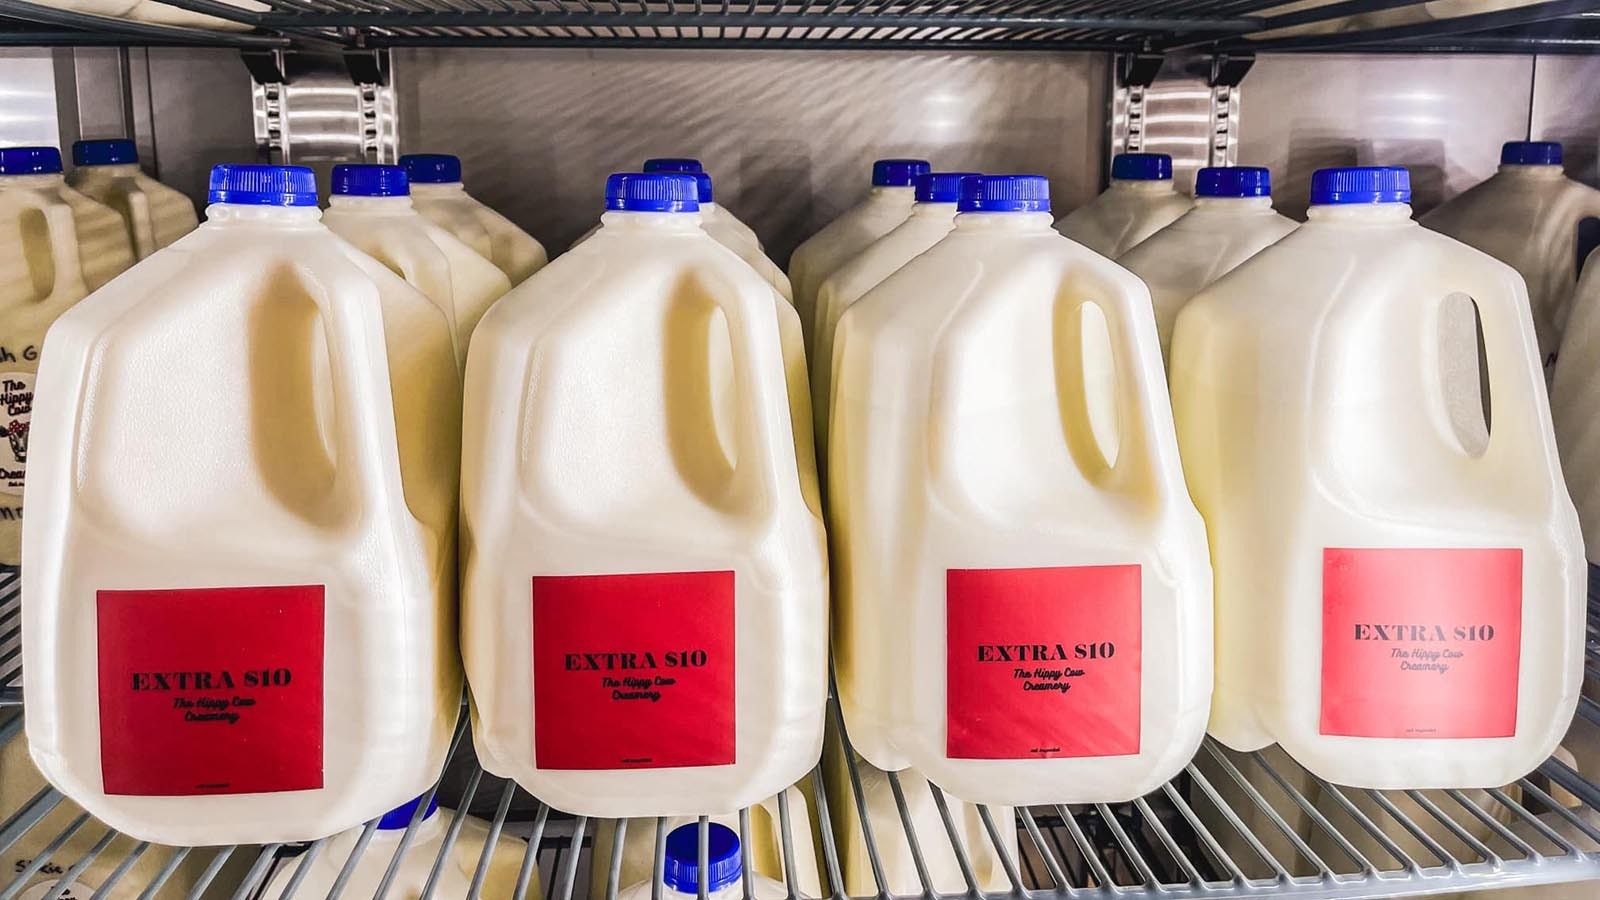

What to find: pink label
left=533, top=572, right=735, bottom=770
left=97, top=585, right=325, bottom=795
left=1321, top=548, right=1522, bottom=739
left=946, top=565, right=1141, bottom=759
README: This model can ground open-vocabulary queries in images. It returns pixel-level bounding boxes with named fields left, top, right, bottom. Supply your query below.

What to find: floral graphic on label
left=0, top=371, right=32, bottom=496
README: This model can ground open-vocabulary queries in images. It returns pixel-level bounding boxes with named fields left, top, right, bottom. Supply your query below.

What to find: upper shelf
left=0, top=0, right=1597, bottom=53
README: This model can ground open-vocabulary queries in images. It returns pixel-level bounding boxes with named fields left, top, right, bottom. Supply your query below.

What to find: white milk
left=261, top=796, right=533, bottom=900
left=644, top=158, right=764, bottom=250
left=788, top=159, right=929, bottom=358
left=67, top=139, right=198, bottom=261
left=323, top=164, right=512, bottom=367
left=23, top=165, right=463, bottom=845
left=1171, top=166, right=1584, bottom=788
left=810, top=171, right=976, bottom=457
left=400, top=154, right=548, bottom=286
left=1552, top=249, right=1600, bottom=564
left=1115, top=166, right=1297, bottom=365
left=460, top=173, right=827, bottom=818
left=1054, top=153, right=1192, bottom=258
left=829, top=175, right=1213, bottom=804
left=615, top=823, right=787, bottom=900
left=1423, top=142, right=1600, bottom=378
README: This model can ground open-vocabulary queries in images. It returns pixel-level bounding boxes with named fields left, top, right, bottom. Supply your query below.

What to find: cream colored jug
left=460, top=173, right=827, bottom=818
left=400, top=154, right=548, bottom=286
left=830, top=175, right=1213, bottom=804
left=1171, top=166, right=1584, bottom=789
left=1115, top=166, right=1296, bottom=365
left=1054, top=153, right=1192, bottom=258
left=643, top=158, right=764, bottom=251
left=67, top=139, right=198, bottom=261
left=323, top=164, right=511, bottom=367
left=23, top=165, right=462, bottom=846
left=788, top=159, right=928, bottom=358
left=0, top=147, right=136, bottom=567
left=614, top=824, right=788, bottom=900
left=1552, top=249, right=1600, bottom=565
left=1423, top=142, right=1600, bottom=378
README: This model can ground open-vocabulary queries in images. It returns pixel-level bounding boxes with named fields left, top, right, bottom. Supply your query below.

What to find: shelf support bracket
left=1207, top=52, right=1253, bottom=167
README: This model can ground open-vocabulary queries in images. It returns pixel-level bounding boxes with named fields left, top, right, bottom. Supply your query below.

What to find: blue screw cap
left=207, top=164, right=318, bottom=207
left=606, top=172, right=699, bottom=212
left=916, top=172, right=981, bottom=204
left=1501, top=141, right=1562, bottom=166
left=1309, top=166, right=1411, bottom=205
left=376, top=794, right=439, bottom=831
left=872, top=159, right=932, bottom=188
left=957, top=174, right=1050, bottom=213
left=400, top=153, right=462, bottom=184
left=1111, top=153, right=1173, bottom=181
left=663, top=823, right=742, bottom=894
left=1195, top=166, right=1271, bottom=198
left=72, top=139, right=138, bottom=167
left=331, top=164, right=410, bottom=197
left=0, top=147, right=63, bottom=176
left=644, top=158, right=714, bottom=203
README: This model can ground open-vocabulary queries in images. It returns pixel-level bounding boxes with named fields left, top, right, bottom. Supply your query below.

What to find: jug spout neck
left=1305, top=203, right=1415, bottom=224
left=953, top=211, right=1056, bottom=232
left=599, top=209, right=704, bottom=232
left=204, top=203, right=324, bottom=227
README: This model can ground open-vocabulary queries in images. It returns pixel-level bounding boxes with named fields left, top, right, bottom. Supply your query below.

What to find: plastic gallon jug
left=788, top=158, right=930, bottom=357
left=616, top=823, right=787, bottom=900
left=67, top=139, right=198, bottom=261
left=810, top=171, right=977, bottom=455
left=1054, top=153, right=1192, bottom=258
left=1115, top=167, right=1296, bottom=365
left=644, top=158, right=763, bottom=250
left=400, top=154, right=548, bottom=286
left=1552, top=251, right=1600, bottom=564
left=0, top=146, right=136, bottom=566
left=590, top=786, right=824, bottom=900
left=323, top=164, right=512, bottom=366
left=22, top=165, right=463, bottom=846
left=1423, top=142, right=1600, bottom=377
left=1170, top=166, right=1585, bottom=789
left=262, top=795, right=533, bottom=900
left=829, top=175, right=1213, bottom=804
left=460, top=172, right=827, bottom=818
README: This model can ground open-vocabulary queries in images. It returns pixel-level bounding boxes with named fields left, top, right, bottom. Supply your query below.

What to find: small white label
left=0, top=370, right=32, bottom=496
left=20, top=879, right=98, bottom=900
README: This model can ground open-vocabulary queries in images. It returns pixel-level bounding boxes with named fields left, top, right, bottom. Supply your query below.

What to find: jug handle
left=1458, top=270, right=1554, bottom=463
left=124, top=186, right=157, bottom=260
left=18, top=191, right=88, bottom=305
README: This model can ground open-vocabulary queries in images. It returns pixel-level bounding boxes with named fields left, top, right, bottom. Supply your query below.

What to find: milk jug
left=829, top=175, right=1213, bottom=804
left=1054, top=153, right=1192, bottom=258
left=323, top=164, right=512, bottom=366
left=1552, top=250, right=1600, bottom=566
left=1423, top=142, right=1600, bottom=377
left=400, top=154, right=548, bottom=286
left=1115, top=166, right=1296, bottom=364
left=644, top=158, right=763, bottom=250
left=590, top=786, right=824, bottom=900
left=615, top=824, right=787, bottom=900
left=1170, top=166, right=1584, bottom=789
left=459, top=172, right=827, bottom=818
left=0, top=146, right=136, bottom=566
left=810, top=171, right=977, bottom=454
left=788, top=159, right=929, bottom=357
left=22, top=164, right=463, bottom=845
left=261, top=795, right=533, bottom=900
left=67, top=139, right=198, bottom=261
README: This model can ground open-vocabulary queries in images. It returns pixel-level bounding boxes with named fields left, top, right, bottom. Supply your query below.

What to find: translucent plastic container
left=788, top=159, right=929, bottom=357
left=615, top=824, right=787, bottom=900
left=23, top=165, right=463, bottom=845
left=0, top=146, right=135, bottom=566
left=400, top=154, right=548, bottom=286
left=1171, top=166, right=1584, bottom=789
left=1422, top=141, right=1600, bottom=379
left=830, top=175, right=1213, bottom=804
left=460, top=173, right=827, bottom=818
left=1054, top=153, right=1192, bottom=258
left=323, top=164, right=511, bottom=367
left=1115, top=166, right=1296, bottom=364
left=1552, top=250, right=1600, bottom=563
left=643, top=158, right=764, bottom=251
left=67, top=139, right=198, bottom=260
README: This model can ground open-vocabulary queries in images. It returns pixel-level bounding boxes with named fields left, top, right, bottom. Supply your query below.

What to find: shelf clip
left=1206, top=52, right=1253, bottom=167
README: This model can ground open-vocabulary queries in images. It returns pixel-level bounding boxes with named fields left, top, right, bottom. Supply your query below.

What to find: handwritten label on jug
left=1321, top=548, right=1522, bottom=739
left=0, top=371, right=32, bottom=496
left=946, top=565, right=1141, bottom=760
left=96, top=585, right=324, bottom=795
left=532, top=571, right=734, bottom=770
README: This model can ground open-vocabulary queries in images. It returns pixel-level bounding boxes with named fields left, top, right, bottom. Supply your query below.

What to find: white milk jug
left=1552, top=250, right=1600, bottom=568
left=829, top=175, right=1213, bottom=804
left=1054, top=153, right=1192, bottom=259
left=1423, top=142, right=1600, bottom=377
left=615, top=824, right=787, bottom=900
left=22, top=164, right=463, bottom=845
left=460, top=172, right=827, bottom=818
left=323, top=164, right=512, bottom=366
left=67, top=139, right=198, bottom=261
left=810, top=171, right=977, bottom=455
left=261, top=795, right=534, bottom=900
left=1115, top=166, right=1297, bottom=364
left=0, top=146, right=136, bottom=566
left=788, top=159, right=929, bottom=357
left=1170, top=166, right=1584, bottom=788
left=644, top=158, right=763, bottom=250
left=400, top=154, right=548, bottom=286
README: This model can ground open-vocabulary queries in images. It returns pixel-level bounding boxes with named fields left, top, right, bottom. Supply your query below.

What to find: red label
left=533, top=571, right=735, bottom=770
left=946, top=565, right=1141, bottom=760
left=1321, top=548, right=1522, bottom=739
left=96, top=585, right=324, bottom=795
